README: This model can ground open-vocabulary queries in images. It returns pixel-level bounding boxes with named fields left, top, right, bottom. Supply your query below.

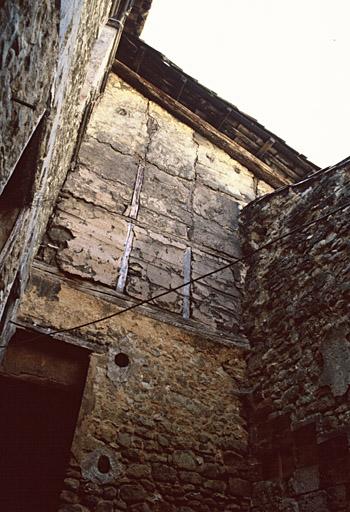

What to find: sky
left=141, top=0, right=349, bottom=168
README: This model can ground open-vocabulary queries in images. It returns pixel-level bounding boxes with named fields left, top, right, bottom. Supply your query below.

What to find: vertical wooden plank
left=117, top=161, right=145, bottom=292
left=183, top=247, right=192, bottom=320
left=129, top=161, right=145, bottom=219
left=116, top=222, right=134, bottom=292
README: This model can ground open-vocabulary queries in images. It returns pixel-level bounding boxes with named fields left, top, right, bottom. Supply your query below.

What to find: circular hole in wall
left=97, top=454, right=111, bottom=474
left=114, top=352, right=130, bottom=368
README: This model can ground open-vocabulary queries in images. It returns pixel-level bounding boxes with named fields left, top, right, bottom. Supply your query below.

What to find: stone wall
left=241, top=160, right=350, bottom=510
left=15, top=68, right=279, bottom=510
left=0, top=0, right=115, bottom=350
left=0, top=0, right=58, bottom=193
left=18, top=265, right=252, bottom=512
left=39, top=73, right=274, bottom=343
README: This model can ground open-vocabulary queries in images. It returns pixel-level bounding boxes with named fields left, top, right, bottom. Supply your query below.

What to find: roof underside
left=124, top=0, right=153, bottom=36
left=116, top=33, right=320, bottom=186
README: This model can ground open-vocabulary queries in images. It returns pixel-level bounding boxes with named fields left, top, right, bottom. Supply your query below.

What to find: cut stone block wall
left=39, top=73, right=274, bottom=342
left=241, top=161, right=350, bottom=510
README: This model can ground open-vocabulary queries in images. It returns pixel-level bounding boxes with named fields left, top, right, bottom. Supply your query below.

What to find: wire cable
left=20, top=199, right=350, bottom=341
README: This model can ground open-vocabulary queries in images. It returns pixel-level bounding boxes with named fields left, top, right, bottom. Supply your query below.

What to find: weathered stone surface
left=0, top=0, right=113, bottom=344
left=194, top=133, right=256, bottom=203
left=126, top=464, right=151, bottom=479
left=146, top=102, right=197, bottom=180
left=152, top=463, right=177, bottom=482
left=0, top=0, right=58, bottom=191
left=72, top=137, right=140, bottom=214
left=64, top=478, right=80, bottom=492
left=60, top=490, right=79, bottom=504
left=172, top=451, right=198, bottom=470
left=298, top=491, right=329, bottom=512
left=120, top=484, right=147, bottom=503
left=95, top=500, right=114, bottom=512
left=193, top=183, right=240, bottom=230
left=9, top=27, right=292, bottom=511
left=39, top=72, right=275, bottom=337
left=140, top=163, right=192, bottom=227
left=319, top=325, right=350, bottom=396
left=179, top=471, right=202, bottom=485
left=203, top=479, right=227, bottom=492
left=242, top=161, right=350, bottom=509
left=190, top=213, right=241, bottom=258
left=19, top=265, right=248, bottom=510
left=87, top=74, right=149, bottom=158
left=326, top=485, right=347, bottom=509
left=190, top=249, right=242, bottom=334
left=126, top=226, right=185, bottom=313
left=228, top=477, right=251, bottom=497
left=200, top=463, right=223, bottom=479
left=53, top=197, right=129, bottom=286
left=290, top=466, right=320, bottom=495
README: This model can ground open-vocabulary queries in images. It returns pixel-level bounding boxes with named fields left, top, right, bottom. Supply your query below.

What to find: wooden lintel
left=113, top=60, right=291, bottom=189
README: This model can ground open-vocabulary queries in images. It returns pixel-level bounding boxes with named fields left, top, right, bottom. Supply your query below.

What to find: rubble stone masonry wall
left=0, top=0, right=58, bottom=192
left=241, top=161, right=350, bottom=511
left=19, top=266, right=251, bottom=512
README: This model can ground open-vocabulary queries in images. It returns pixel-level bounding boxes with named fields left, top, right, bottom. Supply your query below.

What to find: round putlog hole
left=97, top=454, right=111, bottom=474
left=114, top=353, right=130, bottom=368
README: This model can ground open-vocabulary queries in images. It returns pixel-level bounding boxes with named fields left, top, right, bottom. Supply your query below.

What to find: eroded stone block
left=54, top=198, right=129, bottom=286
left=146, top=102, right=197, bottom=180
left=88, top=74, right=149, bottom=157
left=140, top=163, right=192, bottom=226
left=194, top=133, right=256, bottom=203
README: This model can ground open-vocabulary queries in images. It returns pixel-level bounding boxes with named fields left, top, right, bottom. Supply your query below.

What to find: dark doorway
left=0, top=331, right=89, bottom=511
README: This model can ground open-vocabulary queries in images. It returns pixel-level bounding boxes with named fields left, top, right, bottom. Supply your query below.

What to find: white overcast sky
left=141, top=0, right=349, bottom=168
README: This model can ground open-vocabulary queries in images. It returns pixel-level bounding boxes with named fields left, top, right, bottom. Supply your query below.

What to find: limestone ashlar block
left=146, top=102, right=197, bottom=180
left=190, top=181, right=241, bottom=257
left=191, top=213, right=241, bottom=258
left=65, top=140, right=140, bottom=215
left=53, top=197, right=129, bottom=287
left=125, top=226, right=186, bottom=313
left=191, top=249, right=241, bottom=296
left=139, top=163, right=193, bottom=228
left=191, top=250, right=241, bottom=333
left=87, top=74, right=149, bottom=158
left=193, top=183, right=240, bottom=232
left=137, top=207, right=189, bottom=239
left=194, top=133, right=256, bottom=203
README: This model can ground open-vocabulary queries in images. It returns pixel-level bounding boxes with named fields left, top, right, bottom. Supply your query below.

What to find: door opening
left=0, top=330, right=89, bottom=511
